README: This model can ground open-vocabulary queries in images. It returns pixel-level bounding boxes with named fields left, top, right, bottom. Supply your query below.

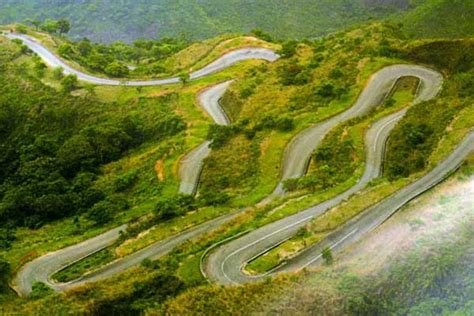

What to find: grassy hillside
left=0, top=0, right=410, bottom=42
left=0, top=15, right=473, bottom=314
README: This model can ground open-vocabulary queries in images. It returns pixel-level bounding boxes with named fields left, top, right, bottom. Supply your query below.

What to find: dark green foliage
left=278, top=41, right=298, bottom=58
left=251, top=29, right=273, bottom=42
left=207, top=124, right=240, bottom=149
left=278, top=61, right=312, bottom=86
left=0, top=257, right=10, bottom=293
left=254, top=115, right=295, bottom=132
left=90, top=274, right=186, bottom=315
left=0, top=1, right=413, bottom=43
left=60, top=74, right=78, bottom=92
left=0, top=58, right=184, bottom=229
left=87, top=200, right=115, bottom=225
left=0, top=229, right=15, bottom=250
left=384, top=99, right=462, bottom=180
left=198, top=189, right=230, bottom=206
left=154, top=195, right=196, bottom=221
left=52, top=36, right=188, bottom=77
left=179, top=72, right=190, bottom=84
left=29, top=282, right=54, bottom=299
left=104, top=61, right=129, bottom=77
left=404, top=40, right=474, bottom=74
left=57, top=18, right=71, bottom=35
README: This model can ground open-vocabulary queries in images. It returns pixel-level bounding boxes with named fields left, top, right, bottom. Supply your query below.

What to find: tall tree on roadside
left=57, top=19, right=71, bottom=35
left=26, top=19, right=42, bottom=31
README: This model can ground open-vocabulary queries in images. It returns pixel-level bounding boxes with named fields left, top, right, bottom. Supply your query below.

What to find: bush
left=199, top=189, right=230, bottom=206
left=104, top=61, right=130, bottom=77
left=207, top=124, right=239, bottom=149
left=15, top=24, right=28, bottom=34
left=87, top=200, right=115, bottom=225
left=278, top=62, right=311, bottom=85
left=52, top=67, right=64, bottom=80
left=29, top=281, right=54, bottom=299
left=154, top=195, right=196, bottom=221
left=61, top=74, right=78, bottom=93
left=278, top=41, right=298, bottom=58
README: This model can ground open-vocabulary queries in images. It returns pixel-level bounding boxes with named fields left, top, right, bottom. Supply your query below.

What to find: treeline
left=0, top=57, right=186, bottom=237
left=57, top=36, right=189, bottom=78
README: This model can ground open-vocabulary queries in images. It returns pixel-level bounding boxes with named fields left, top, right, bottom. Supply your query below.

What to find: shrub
left=29, top=281, right=54, bottom=299
left=278, top=41, right=298, bottom=58
left=104, top=61, right=129, bottom=77
left=61, top=74, right=78, bottom=93
left=154, top=195, right=196, bottom=221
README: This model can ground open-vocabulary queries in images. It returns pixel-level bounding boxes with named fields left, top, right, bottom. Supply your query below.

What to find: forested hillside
left=0, top=0, right=411, bottom=42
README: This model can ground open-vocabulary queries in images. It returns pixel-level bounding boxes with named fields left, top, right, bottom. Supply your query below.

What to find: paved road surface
left=8, top=34, right=463, bottom=297
left=272, top=65, right=442, bottom=195
left=204, top=66, right=454, bottom=284
left=4, top=33, right=279, bottom=86
left=179, top=81, right=233, bottom=194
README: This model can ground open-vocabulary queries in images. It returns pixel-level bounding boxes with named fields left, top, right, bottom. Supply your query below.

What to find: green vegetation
left=0, top=0, right=412, bottom=43
left=52, top=248, right=115, bottom=283
left=0, top=50, right=186, bottom=230
left=56, top=36, right=188, bottom=78
left=0, top=2, right=473, bottom=312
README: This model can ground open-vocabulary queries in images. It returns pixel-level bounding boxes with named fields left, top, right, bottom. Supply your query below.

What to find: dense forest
left=0, top=44, right=186, bottom=234
left=0, top=0, right=435, bottom=42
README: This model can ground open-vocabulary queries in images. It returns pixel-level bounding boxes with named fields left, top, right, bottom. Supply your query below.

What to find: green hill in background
left=0, top=0, right=411, bottom=42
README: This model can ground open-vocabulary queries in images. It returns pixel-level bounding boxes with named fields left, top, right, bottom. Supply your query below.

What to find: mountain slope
left=398, top=0, right=474, bottom=39
left=0, top=0, right=410, bottom=42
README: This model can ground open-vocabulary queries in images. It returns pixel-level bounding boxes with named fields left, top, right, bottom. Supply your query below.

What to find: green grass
left=52, top=248, right=116, bottom=283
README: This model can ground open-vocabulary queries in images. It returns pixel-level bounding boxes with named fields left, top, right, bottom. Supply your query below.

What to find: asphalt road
left=4, top=33, right=279, bottom=86
left=7, top=36, right=277, bottom=296
left=179, top=81, right=233, bottom=195
left=272, top=64, right=443, bottom=195
left=204, top=66, right=452, bottom=284
left=8, top=34, right=465, bottom=297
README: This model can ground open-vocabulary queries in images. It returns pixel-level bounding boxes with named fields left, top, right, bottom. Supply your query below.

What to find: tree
left=25, top=19, right=43, bottom=31
left=30, top=20, right=42, bottom=31
left=42, top=19, right=58, bottom=34
left=29, top=281, right=54, bottom=299
left=278, top=40, right=298, bottom=58
left=61, top=74, right=78, bottom=93
left=52, top=67, right=64, bottom=80
left=105, top=61, right=130, bottom=77
left=78, top=38, right=92, bottom=56
left=251, top=29, right=273, bottom=42
left=57, top=19, right=71, bottom=35
left=87, top=200, right=114, bottom=225
left=179, top=71, right=190, bottom=85
left=58, top=43, right=73, bottom=57
left=15, top=24, right=28, bottom=34
left=322, top=247, right=334, bottom=265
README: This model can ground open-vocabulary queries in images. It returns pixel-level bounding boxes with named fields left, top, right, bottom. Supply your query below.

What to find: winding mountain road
left=272, top=65, right=443, bottom=195
left=203, top=66, right=462, bottom=284
left=6, top=33, right=471, bottom=297
left=179, top=81, right=233, bottom=195
left=4, top=33, right=279, bottom=86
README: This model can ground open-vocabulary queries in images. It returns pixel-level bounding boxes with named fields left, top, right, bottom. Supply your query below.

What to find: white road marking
left=220, top=214, right=315, bottom=283
left=373, top=113, right=404, bottom=151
